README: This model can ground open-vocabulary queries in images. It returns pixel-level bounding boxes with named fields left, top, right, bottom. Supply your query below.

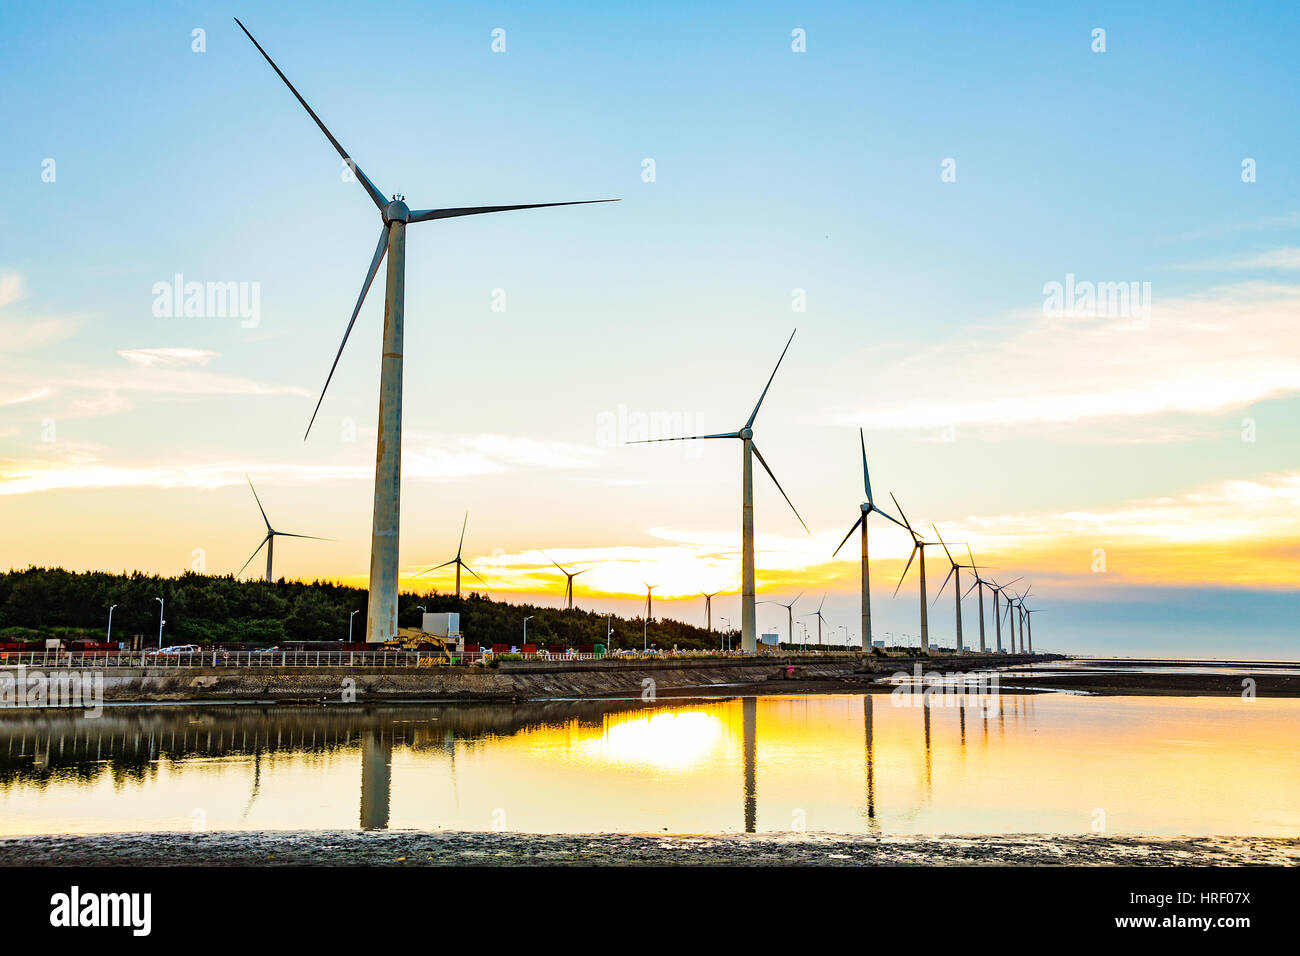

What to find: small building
left=760, top=632, right=780, bottom=646
left=421, top=612, right=462, bottom=647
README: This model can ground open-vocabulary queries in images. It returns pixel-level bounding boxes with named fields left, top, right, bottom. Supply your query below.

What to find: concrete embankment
left=29, top=653, right=1055, bottom=703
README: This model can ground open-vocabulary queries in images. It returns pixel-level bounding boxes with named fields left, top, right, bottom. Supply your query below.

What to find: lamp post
left=349, top=609, right=360, bottom=642
left=523, top=615, right=533, bottom=644
left=154, top=597, right=165, bottom=648
left=721, top=617, right=731, bottom=652
left=107, top=604, right=117, bottom=643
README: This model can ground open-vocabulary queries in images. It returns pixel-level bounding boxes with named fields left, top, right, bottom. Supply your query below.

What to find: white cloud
left=118, top=347, right=219, bottom=368
left=825, top=281, right=1300, bottom=432
left=0, top=272, right=21, bottom=308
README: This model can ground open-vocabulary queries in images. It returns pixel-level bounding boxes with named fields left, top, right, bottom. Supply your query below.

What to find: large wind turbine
left=801, top=593, right=829, bottom=648
left=237, top=476, right=326, bottom=582
left=544, top=553, right=590, bottom=610
left=891, top=494, right=941, bottom=653
left=416, top=513, right=486, bottom=598
left=832, top=429, right=905, bottom=650
left=643, top=583, right=657, bottom=621
left=932, top=526, right=976, bottom=655
left=961, top=550, right=992, bottom=653
left=630, top=330, right=808, bottom=653
left=234, top=19, right=615, bottom=644
left=1002, top=585, right=1032, bottom=654
left=760, top=593, right=802, bottom=648
left=1023, top=606, right=1043, bottom=653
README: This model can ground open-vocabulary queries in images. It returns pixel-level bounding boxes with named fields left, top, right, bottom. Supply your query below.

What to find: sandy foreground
left=3, top=831, right=1297, bottom=866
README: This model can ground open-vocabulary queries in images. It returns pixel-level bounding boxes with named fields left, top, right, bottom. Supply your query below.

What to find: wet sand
left=2, top=830, right=1295, bottom=866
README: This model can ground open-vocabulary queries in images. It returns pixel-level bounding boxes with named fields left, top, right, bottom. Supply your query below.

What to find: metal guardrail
left=0, top=647, right=881, bottom=669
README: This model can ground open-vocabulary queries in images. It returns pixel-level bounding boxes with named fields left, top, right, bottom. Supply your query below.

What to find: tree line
left=0, top=566, right=735, bottom=650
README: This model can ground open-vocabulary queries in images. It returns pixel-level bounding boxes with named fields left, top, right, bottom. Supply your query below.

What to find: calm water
left=1, top=694, right=1296, bottom=836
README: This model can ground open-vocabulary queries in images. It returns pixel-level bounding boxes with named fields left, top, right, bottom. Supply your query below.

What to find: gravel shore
left=3, top=831, right=1296, bottom=866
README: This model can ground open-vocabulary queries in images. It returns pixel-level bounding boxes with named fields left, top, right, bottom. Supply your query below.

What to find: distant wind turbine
left=961, top=547, right=993, bottom=653
left=1023, top=606, right=1043, bottom=653
left=932, top=526, right=976, bottom=655
left=986, top=577, right=1022, bottom=653
left=801, top=593, right=830, bottom=648
left=891, top=494, right=942, bottom=653
left=832, top=429, right=906, bottom=650
left=237, top=476, right=326, bottom=582
left=760, top=593, right=803, bottom=648
left=417, top=512, right=486, bottom=598
left=544, top=552, right=591, bottom=610
left=629, top=330, right=808, bottom=652
left=1002, top=585, right=1032, bottom=654
left=644, top=582, right=657, bottom=621
left=701, top=590, right=727, bottom=631
left=233, top=18, right=616, bottom=643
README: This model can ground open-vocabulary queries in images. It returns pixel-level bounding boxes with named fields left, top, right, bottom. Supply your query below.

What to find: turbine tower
left=237, top=476, right=326, bottom=582
left=544, top=552, right=590, bottom=610
left=759, top=593, right=802, bottom=648
left=891, top=494, right=941, bottom=653
left=629, top=330, right=808, bottom=653
left=417, top=512, right=486, bottom=598
left=932, top=526, right=976, bottom=655
left=1023, top=606, right=1043, bottom=653
left=801, top=593, right=830, bottom=648
left=644, top=583, right=657, bottom=621
left=961, top=549, right=992, bottom=653
left=234, top=19, right=615, bottom=643
left=832, top=429, right=906, bottom=650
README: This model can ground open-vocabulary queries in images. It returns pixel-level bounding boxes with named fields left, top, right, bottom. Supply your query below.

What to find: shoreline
left=2, top=830, right=1295, bottom=866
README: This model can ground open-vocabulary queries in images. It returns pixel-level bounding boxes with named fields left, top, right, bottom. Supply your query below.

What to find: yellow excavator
left=384, top=627, right=465, bottom=659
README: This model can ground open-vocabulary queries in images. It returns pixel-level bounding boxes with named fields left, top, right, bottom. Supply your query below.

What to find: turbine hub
left=739, top=427, right=753, bottom=440
left=860, top=502, right=871, bottom=513
left=384, top=199, right=410, bottom=223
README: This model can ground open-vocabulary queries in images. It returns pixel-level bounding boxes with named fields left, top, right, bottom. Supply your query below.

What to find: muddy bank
left=2, top=830, right=1294, bottom=866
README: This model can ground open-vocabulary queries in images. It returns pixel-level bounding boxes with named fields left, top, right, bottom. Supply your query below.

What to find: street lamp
left=107, top=604, right=117, bottom=643
left=154, top=597, right=165, bottom=648
left=349, top=609, right=360, bottom=643
left=721, top=617, right=731, bottom=652
left=523, top=615, right=533, bottom=644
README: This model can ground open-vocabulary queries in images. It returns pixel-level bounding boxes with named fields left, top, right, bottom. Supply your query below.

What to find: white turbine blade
left=746, top=329, right=797, bottom=428
left=626, top=431, right=739, bottom=444
left=889, top=492, right=917, bottom=537
left=417, top=559, right=458, bottom=577
left=859, top=427, right=873, bottom=501
left=750, top=441, right=809, bottom=534
left=245, top=475, right=271, bottom=531
left=304, top=225, right=390, bottom=440
left=933, top=565, right=955, bottom=605
left=408, top=199, right=618, bottom=223
left=873, top=504, right=908, bottom=531
left=233, top=18, right=387, bottom=210
left=933, top=524, right=956, bottom=564
left=893, top=544, right=919, bottom=597
left=832, top=515, right=863, bottom=557
left=236, top=535, right=270, bottom=578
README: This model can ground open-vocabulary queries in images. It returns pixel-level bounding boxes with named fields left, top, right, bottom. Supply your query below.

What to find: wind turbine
left=961, top=548, right=993, bottom=653
left=891, top=494, right=942, bottom=653
left=544, top=552, right=590, bottom=610
left=1023, top=606, right=1043, bottom=654
left=832, top=429, right=906, bottom=650
left=1002, top=586, right=1032, bottom=654
left=233, top=18, right=615, bottom=644
left=237, top=476, right=326, bottom=582
left=701, top=590, right=727, bottom=632
left=629, top=330, right=808, bottom=652
left=801, top=593, right=829, bottom=648
left=986, top=577, right=1022, bottom=653
left=416, top=512, right=486, bottom=598
left=644, top=583, right=657, bottom=621
left=760, top=593, right=803, bottom=648
left=932, top=526, right=976, bottom=655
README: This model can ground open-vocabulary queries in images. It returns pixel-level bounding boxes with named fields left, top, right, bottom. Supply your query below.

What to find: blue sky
left=1, top=1, right=1298, bottom=657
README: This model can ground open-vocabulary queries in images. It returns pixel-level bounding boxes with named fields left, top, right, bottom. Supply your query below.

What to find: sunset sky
left=1, top=1, right=1297, bottom=657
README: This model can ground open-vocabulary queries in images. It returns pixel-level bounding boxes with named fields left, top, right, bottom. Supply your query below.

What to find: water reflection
left=1, top=694, right=1296, bottom=837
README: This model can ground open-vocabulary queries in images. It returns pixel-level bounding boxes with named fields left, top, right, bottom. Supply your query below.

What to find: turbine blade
left=416, top=559, right=458, bottom=577
left=236, top=535, right=270, bottom=578
left=889, top=492, right=915, bottom=535
left=232, top=18, right=387, bottom=210
left=873, top=505, right=908, bottom=531
left=272, top=533, right=330, bottom=540
left=933, top=524, right=955, bottom=564
left=463, top=562, right=489, bottom=589
left=832, top=515, right=864, bottom=557
left=966, top=543, right=977, bottom=568
left=963, top=579, right=979, bottom=599
left=408, top=199, right=618, bottom=223
left=750, top=441, right=809, bottom=534
left=859, top=427, right=873, bottom=501
left=304, top=225, right=390, bottom=440
left=934, top=565, right=955, bottom=605
left=541, top=551, right=568, bottom=575
left=893, top=544, right=918, bottom=597
left=457, top=512, right=468, bottom=559
left=626, top=431, right=739, bottom=444
left=573, top=568, right=592, bottom=577
left=245, top=475, right=271, bottom=531
left=745, top=329, right=797, bottom=428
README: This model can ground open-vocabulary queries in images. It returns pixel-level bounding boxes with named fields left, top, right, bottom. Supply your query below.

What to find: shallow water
left=1, top=693, right=1296, bottom=836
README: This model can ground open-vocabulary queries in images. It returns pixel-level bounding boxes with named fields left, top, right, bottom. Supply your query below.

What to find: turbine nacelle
left=383, top=199, right=410, bottom=223
left=739, top=426, right=753, bottom=440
